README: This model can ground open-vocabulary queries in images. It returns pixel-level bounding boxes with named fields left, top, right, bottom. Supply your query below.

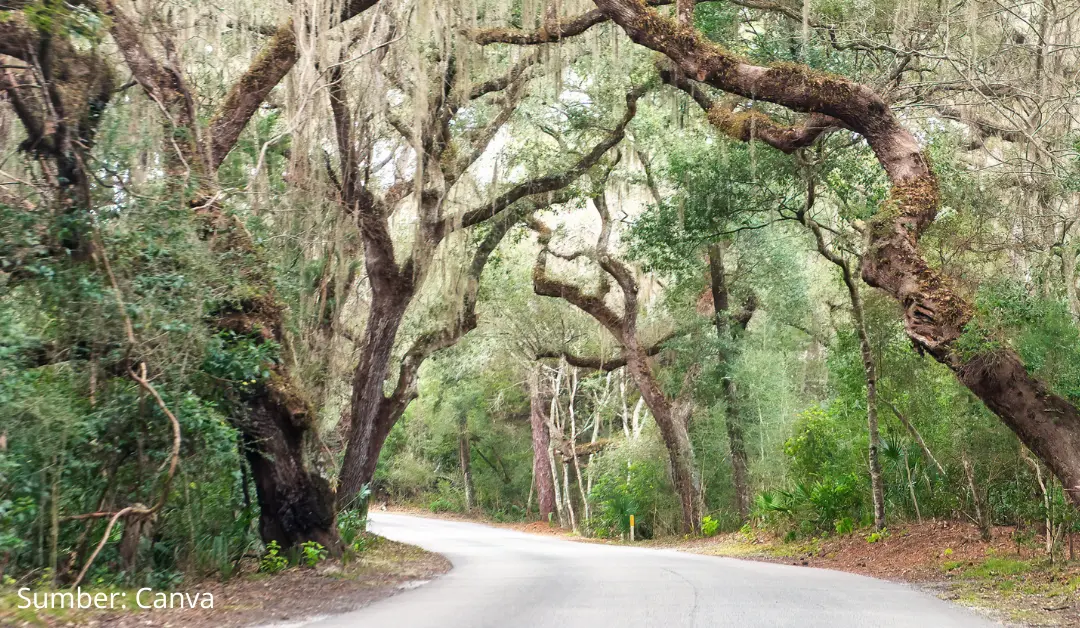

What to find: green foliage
left=338, top=509, right=368, bottom=551
left=958, top=280, right=1080, bottom=401
left=0, top=498, right=35, bottom=558
left=202, top=331, right=279, bottom=394
left=428, top=496, right=459, bottom=514
left=701, top=515, right=720, bottom=537
left=865, top=528, right=889, bottom=544
left=834, top=517, right=855, bottom=535
left=259, top=541, right=289, bottom=574
left=589, top=460, right=667, bottom=539
left=300, top=542, right=328, bottom=568
left=963, top=558, right=1035, bottom=579
left=784, top=405, right=857, bottom=484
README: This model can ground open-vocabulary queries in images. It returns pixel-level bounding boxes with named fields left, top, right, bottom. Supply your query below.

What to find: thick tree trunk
left=338, top=291, right=412, bottom=509
left=458, top=414, right=476, bottom=511
left=625, top=350, right=702, bottom=534
left=240, top=397, right=340, bottom=552
left=105, top=3, right=349, bottom=553
left=707, top=244, right=751, bottom=521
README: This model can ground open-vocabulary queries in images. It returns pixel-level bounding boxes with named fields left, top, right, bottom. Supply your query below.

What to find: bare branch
left=450, top=86, right=646, bottom=233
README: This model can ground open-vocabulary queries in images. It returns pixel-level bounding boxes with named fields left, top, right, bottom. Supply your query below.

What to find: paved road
left=304, top=513, right=999, bottom=628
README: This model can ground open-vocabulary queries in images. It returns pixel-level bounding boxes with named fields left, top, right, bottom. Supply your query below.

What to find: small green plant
left=701, top=515, right=720, bottom=537
left=834, top=517, right=855, bottom=535
left=429, top=497, right=456, bottom=513
left=350, top=535, right=370, bottom=554
left=942, top=560, right=962, bottom=572
left=338, top=510, right=368, bottom=548
left=300, top=541, right=328, bottom=568
left=944, top=548, right=953, bottom=557
left=965, top=557, right=1034, bottom=579
left=259, top=541, right=289, bottom=573
left=865, top=528, right=889, bottom=544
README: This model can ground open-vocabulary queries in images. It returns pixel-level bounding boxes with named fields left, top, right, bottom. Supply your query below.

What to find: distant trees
left=532, top=193, right=704, bottom=533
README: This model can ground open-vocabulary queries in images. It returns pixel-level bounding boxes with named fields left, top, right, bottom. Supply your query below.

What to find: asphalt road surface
left=304, top=512, right=999, bottom=628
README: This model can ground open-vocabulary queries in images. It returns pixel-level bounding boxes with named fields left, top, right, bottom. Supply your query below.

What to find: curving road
left=303, top=512, right=999, bottom=628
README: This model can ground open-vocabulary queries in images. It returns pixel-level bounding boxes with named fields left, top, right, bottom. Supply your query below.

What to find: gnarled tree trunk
left=331, top=56, right=641, bottom=510
left=624, top=349, right=702, bottom=534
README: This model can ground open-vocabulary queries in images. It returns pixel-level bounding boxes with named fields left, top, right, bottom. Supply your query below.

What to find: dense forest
left=4, top=0, right=1080, bottom=593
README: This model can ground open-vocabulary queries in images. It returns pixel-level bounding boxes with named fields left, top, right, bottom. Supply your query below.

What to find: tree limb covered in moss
left=659, top=66, right=845, bottom=153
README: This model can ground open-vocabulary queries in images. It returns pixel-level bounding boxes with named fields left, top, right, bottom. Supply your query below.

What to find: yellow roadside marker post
left=630, top=515, right=635, bottom=542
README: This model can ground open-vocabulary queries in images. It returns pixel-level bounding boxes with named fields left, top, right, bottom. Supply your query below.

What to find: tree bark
left=338, top=289, right=412, bottom=509
left=625, top=349, right=702, bottom=533
left=530, top=367, right=558, bottom=521
left=707, top=243, right=752, bottom=522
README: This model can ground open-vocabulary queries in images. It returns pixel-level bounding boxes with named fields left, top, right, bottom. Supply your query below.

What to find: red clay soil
left=738, top=520, right=1021, bottom=581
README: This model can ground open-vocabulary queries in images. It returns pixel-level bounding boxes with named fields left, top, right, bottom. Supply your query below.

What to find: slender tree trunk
left=962, top=451, right=992, bottom=542
left=1062, top=236, right=1080, bottom=321
left=1022, top=446, right=1053, bottom=554
left=707, top=243, right=751, bottom=522
left=529, top=367, right=558, bottom=521
left=48, top=455, right=60, bottom=585
left=549, top=442, right=566, bottom=527
left=903, top=448, right=921, bottom=524
left=563, top=459, right=578, bottom=532
left=842, top=266, right=887, bottom=531
left=458, top=414, right=476, bottom=511
left=883, top=399, right=946, bottom=477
